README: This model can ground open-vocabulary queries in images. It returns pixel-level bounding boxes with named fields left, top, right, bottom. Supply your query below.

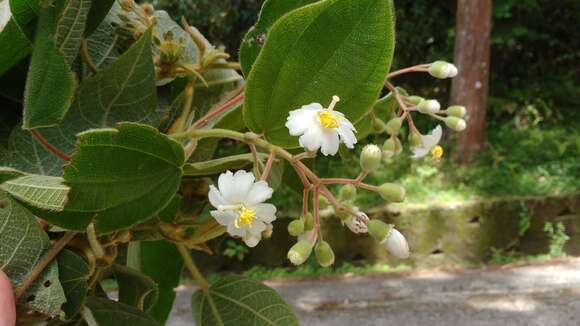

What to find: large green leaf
left=243, top=0, right=395, bottom=147
left=54, top=0, right=91, bottom=65
left=63, top=123, right=185, bottom=234
left=139, top=240, right=183, bottom=324
left=84, top=0, right=115, bottom=36
left=1, top=175, right=69, bottom=211
left=23, top=0, right=76, bottom=129
left=84, top=296, right=161, bottom=326
left=193, top=275, right=299, bottom=326
left=112, top=264, right=159, bottom=313
left=0, top=128, right=63, bottom=176
left=239, top=0, right=319, bottom=77
left=183, top=153, right=267, bottom=177
left=0, top=191, right=66, bottom=318
left=0, top=0, right=39, bottom=76
left=57, top=249, right=90, bottom=320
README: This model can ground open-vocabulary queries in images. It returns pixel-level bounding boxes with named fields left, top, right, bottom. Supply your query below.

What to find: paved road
left=167, top=259, right=580, bottom=326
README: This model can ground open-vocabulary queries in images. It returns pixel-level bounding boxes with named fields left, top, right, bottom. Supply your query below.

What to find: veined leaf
left=243, top=0, right=396, bottom=147
left=57, top=249, right=90, bottom=320
left=193, top=275, right=299, bottom=326
left=0, top=0, right=39, bottom=76
left=0, top=167, right=25, bottom=183
left=239, top=0, right=319, bottom=77
left=1, top=128, right=64, bottom=176
left=23, top=0, right=76, bottom=129
left=183, top=153, right=267, bottom=177
left=63, top=123, right=185, bottom=234
left=1, top=175, right=69, bottom=211
left=55, top=0, right=91, bottom=65
left=84, top=0, right=115, bottom=36
left=0, top=191, right=66, bottom=318
left=84, top=296, right=161, bottom=326
left=112, top=264, right=159, bottom=313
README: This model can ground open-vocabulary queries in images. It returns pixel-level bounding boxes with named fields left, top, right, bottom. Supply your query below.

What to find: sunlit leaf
left=1, top=175, right=69, bottom=211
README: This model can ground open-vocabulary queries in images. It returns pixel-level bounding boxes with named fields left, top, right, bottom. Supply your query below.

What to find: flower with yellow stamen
left=411, top=125, right=443, bottom=159
left=431, top=145, right=444, bottom=159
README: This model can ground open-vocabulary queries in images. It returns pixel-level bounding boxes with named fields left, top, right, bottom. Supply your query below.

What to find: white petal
left=337, top=122, right=358, bottom=148
left=245, top=181, right=273, bottom=205
left=229, top=170, right=255, bottom=202
left=252, top=203, right=277, bottom=223
left=210, top=210, right=236, bottom=226
left=208, top=185, right=227, bottom=208
left=320, top=130, right=340, bottom=156
left=382, top=228, right=410, bottom=259
left=217, top=171, right=235, bottom=202
left=249, top=220, right=267, bottom=234
left=411, top=147, right=430, bottom=159
left=286, top=109, right=317, bottom=136
left=243, top=234, right=261, bottom=247
left=0, top=1, right=11, bottom=33
left=299, top=126, right=323, bottom=152
left=227, top=222, right=244, bottom=237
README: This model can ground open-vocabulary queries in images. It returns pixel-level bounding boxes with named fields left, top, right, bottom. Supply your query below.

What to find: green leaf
left=84, top=0, right=115, bottom=36
left=112, top=264, right=159, bottom=312
left=139, top=240, right=183, bottom=324
left=54, top=0, right=92, bottom=65
left=63, top=123, right=185, bottom=234
left=1, top=128, right=64, bottom=176
left=23, top=0, right=77, bottom=129
left=193, top=275, right=299, bottom=326
left=184, top=153, right=267, bottom=177
left=239, top=0, right=319, bottom=77
left=0, top=191, right=66, bottom=318
left=84, top=296, right=161, bottom=326
left=354, top=90, right=399, bottom=139
left=243, top=0, right=395, bottom=147
left=1, top=175, right=69, bottom=211
left=0, top=0, right=39, bottom=76
left=0, top=167, right=25, bottom=183
left=57, top=249, right=90, bottom=320
left=158, top=194, right=181, bottom=223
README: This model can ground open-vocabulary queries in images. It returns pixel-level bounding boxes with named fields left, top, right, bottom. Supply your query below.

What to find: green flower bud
left=408, top=132, right=422, bottom=147
left=417, top=99, right=441, bottom=114
left=446, top=105, right=467, bottom=118
left=428, top=61, right=458, bottom=79
left=303, top=213, right=314, bottom=231
left=338, top=184, right=357, bottom=201
left=378, top=183, right=406, bottom=202
left=385, top=117, right=404, bottom=135
left=360, top=144, right=382, bottom=172
left=315, top=240, right=335, bottom=267
left=372, top=118, right=387, bottom=132
left=407, top=95, right=424, bottom=105
left=287, top=219, right=305, bottom=237
left=287, top=240, right=313, bottom=266
left=444, top=116, right=467, bottom=131
left=367, top=220, right=392, bottom=242
left=382, top=137, right=402, bottom=160
left=318, top=195, right=330, bottom=208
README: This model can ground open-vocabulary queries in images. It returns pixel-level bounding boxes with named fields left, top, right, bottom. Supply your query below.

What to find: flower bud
left=338, top=184, right=357, bottom=201
left=372, top=118, right=386, bottom=132
left=367, top=220, right=392, bottom=242
left=407, top=95, right=424, bottom=105
left=318, top=195, right=330, bottom=208
left=382, top=137, right=402, bottom=159
left=287, top=240, right=313, bottom=265
left=381, top=228, right=410, bottom=259
left=417, top=99, right=441, bottom=114
left=287, top=219, right=305, bottom=237
left=345, top=212, right=369, bottom=234
left=378, top=183, right=405, bottom=202
left=360, top=144, right=382, bottom=172
left=315, top=240, right=335, bottom=267
left=408, top=131, right=422, bottom=147
left=385, top=117, right=403, bottom=135
left=141, top=3, right=155, bottom=16
left=444, top=116, right=467, bottom=131
left=446, top=105, right=466, bottom=118
left=120, top=0, right=135, bottom=11
left=303, top=213, right=314, bottom=231
left=428, top=61, right=458, bottom=79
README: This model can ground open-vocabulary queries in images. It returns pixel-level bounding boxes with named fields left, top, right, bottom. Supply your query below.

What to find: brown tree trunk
left=451, top=0, right=492, bottom=164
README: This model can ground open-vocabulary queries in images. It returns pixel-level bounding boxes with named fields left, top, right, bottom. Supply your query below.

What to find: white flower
left=208, top=170, right=277, bottom=247
left=0, top=0, right=11, bottom=33
left=345, top=212, right=369, bottom=234
left=286, top=96, right=357, bottom=156
left=411, top=125, right=443, bottom=159
left=381, top=228, right=410, bottom=259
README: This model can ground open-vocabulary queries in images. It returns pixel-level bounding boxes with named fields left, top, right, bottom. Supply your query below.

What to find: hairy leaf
left=63, top=123, right=185, bottom=234
left=243, top=0, right=396, bottom=147
left=1, top=175, right=69, bottom=211
left=193, top=275, right=299, bottom=326
left=58, top=249, right=90, bottom=320
left=139, top=240, right=183, bottom=324
left=23, top=1, right=76, bottom=129
left=239, top=0, right=319, bottom=76
left=0, top=0, right=39, bottom=76
left=84, top=296, right=161, bottom=326
left=55, top=0, right=91, bottom=65
left=112, top=264, right=159, bottom=312
left=0, top=191, right=66, bottom=318
left=0, top=128, right=63, bottom=176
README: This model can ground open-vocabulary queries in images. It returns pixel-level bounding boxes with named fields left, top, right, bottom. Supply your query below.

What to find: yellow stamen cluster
left=431, top=145, right=444, bottom=159
left=318, top=111, right=339, bottom=129
left=234, top=206, right=256, bottom=228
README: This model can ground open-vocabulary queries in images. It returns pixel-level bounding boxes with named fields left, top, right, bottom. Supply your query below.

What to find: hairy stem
left=260, top=151, right=276, bottom=181
left=31, top=130, right=71, bottom=161
left=176, top=243, right=209, bottom=293
left=386, top=63, right=430, bottom=79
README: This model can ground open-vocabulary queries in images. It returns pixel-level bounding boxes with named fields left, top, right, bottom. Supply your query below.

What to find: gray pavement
left=167, top=259, right=580, bottom=326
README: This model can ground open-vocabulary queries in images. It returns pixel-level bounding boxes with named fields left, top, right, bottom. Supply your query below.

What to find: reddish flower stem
left=386, top=64, right=430, bottom=79
left=260, top=151, right=276, bottom=181
left=30, top=130, right=71, bottom=161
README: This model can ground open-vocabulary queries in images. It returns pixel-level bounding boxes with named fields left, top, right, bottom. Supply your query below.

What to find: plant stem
left=15, top=231, right=76, bottom=300
left=386, top=64, right=430, bottom=79
left=176, top=243, right=210, bottom=293
left=260, top=151, right=276, bottom=181
left=80, top=39, right=98, bottom=74
left=87, top=223, right=105, bottom=259
left=30, top=130, right=71, bottom=161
